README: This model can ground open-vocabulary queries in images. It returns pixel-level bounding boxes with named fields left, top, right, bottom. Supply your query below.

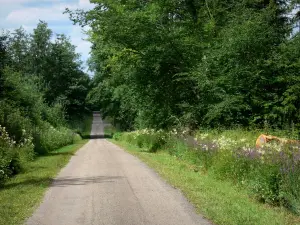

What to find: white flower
left=199, top=133, right=209, bottom=140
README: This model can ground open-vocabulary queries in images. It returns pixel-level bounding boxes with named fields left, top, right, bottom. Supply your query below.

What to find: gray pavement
left=26, top=112, right=211, bottom=225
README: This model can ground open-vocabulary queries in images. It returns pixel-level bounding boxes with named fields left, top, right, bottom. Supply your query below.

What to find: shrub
left=166, top=137, right=188, bottom=159
left=32, top=122, right=75, bottom=154
left=0, top=70, right=76, bottom=156
left=43, top=103, right=66, bottom=127
left=0, top=101, right=32, bottom=143
left=115, top=129, right=168, bottom=153
left=113, top=132, right=122, bottom=141
left=0, top=125, right=34, bottom=186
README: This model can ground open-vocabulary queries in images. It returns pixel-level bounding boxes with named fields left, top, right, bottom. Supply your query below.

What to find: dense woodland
left=0, top=22, right=90, bottom=183
left=67, top=0, right=300, bottom=131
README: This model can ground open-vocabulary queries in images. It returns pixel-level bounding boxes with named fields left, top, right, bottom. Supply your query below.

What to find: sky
left=0, top=0, right=94, bottom=73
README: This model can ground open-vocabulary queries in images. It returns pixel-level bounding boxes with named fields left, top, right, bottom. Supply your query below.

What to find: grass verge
left=0, top=139, right=88, bottom=225
left=111, top=139, right=300, bottom=225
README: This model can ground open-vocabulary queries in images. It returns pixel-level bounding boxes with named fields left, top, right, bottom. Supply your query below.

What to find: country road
left=26, top=113, right=210, bottom=225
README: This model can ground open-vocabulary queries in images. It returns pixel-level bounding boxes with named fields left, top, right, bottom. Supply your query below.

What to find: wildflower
left=199, top=133, right=208, bottom=140
left=257, top=148, right=264, bottom=154
left=203, top=145, right=208, bottom=151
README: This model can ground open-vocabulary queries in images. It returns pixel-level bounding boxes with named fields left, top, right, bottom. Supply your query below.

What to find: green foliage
left=32, top=122, right=76, bottom=155
left=0, top=139, right=88, bottom=225
left=2, top=21, right=90, bottom=117
left=0, top=21, right=90, bottom=185
left=68, top=0, right=300, bottom=130
left=42, top=34, right=90, bottom=116
left=0, top=125, right=34, bottom=186
left=114, top=129, right=168, bottom=152
left=114, top=129, right=300, bottom=215
left=166, top=138, right=189, bottom=159
left=0, top=68, right=76, bottom=154
left=280, top=164, right=300, bottom=215
left=113, top=137, right=300, bottom=225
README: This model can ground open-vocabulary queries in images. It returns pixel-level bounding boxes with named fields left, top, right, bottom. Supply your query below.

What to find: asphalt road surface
left=26, top=113, right=211, bottom=225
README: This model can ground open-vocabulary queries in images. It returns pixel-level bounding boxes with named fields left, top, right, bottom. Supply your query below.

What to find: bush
left=0, top=70, right=76, bottom=156
left=115, top=129, right=168, bottom=153
left=0, top=101, right=32, bottom=143
left=0, top=125, right=34, bottom=186
left=113, top=132, right=122, bottom=141
left=43, top=103, right=66, bottom=127
left=32, top=122, right=75, bottom=154
left=166, top=137, right=188, bottom=159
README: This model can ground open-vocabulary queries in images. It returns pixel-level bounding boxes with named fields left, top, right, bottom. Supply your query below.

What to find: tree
left=68, top=0, right=300, bottom=130
left=7, top=27, right=30, bottom=72
left=30, top=21, right=52, bottom=77
left=0, top=33, right=9, bottom=97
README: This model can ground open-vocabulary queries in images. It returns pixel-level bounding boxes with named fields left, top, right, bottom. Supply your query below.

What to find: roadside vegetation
left=0, top=21, right=92, bottom=224
left=0, top=22, right=91, bottom=186
left=0, top=140, right=88, bottom=225
left=111, top=129, right=300, bottom=225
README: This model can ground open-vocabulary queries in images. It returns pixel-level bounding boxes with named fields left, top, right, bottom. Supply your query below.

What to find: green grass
left=0, top=139, right=88, bottom=225
left=111, top=139, right=300, bottom=225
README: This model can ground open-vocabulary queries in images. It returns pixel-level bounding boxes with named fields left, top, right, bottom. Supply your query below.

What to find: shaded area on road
left=51, top=176, right=124, bottom=187
left=89, top=134, right=111, bottom=139
left=0, top=175, right=124, bottom=191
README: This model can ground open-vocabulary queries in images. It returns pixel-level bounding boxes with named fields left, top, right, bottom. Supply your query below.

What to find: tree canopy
left=67, top=0, right=300, bottom=131
left=0, top=21, right=90, bottom=150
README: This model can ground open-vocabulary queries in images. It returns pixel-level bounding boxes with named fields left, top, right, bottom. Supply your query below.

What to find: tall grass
left=0, top=114, right=93, bottom=185
left=32, top=122, right=78, bottom=154
left=114, top=128, right=300, bottom=215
